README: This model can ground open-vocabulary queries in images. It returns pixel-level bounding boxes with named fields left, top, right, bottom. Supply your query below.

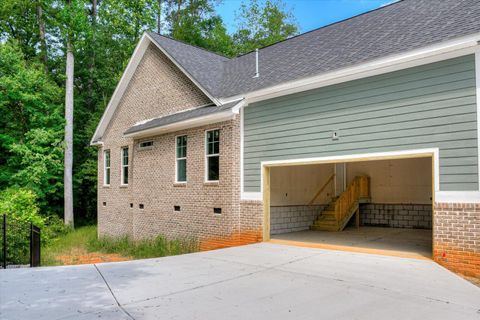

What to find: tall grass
left=42, top=225, right=198, bottom=266
left=87, top=234, right=198, bottom=259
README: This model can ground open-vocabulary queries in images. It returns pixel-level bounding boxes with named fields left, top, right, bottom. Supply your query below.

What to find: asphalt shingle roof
left=124, top=100, right=242, bottom=135
left=148, top=0, right=480, bottom=99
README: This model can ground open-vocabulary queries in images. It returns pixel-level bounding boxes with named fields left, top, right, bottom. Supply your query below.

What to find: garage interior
left=268, top=156, right=433, bottom=259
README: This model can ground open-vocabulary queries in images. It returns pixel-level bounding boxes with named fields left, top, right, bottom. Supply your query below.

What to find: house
left=91, top=0, right=480, bottom=278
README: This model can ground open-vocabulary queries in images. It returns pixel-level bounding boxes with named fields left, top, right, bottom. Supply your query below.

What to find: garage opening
left=267, top=156, right=433, bottom=259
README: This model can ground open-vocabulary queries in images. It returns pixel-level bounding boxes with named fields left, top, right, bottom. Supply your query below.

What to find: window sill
left=119, top=185, right=129, bottom=188
left=204, top=181, right=219, bottom=186
left=174, top=182, right=187, bottom=187
left=102, top=185, right=110, bottom=188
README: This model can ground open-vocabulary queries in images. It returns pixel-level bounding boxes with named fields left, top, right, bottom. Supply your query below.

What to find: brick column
left=433, top=203, right=480, bottom=278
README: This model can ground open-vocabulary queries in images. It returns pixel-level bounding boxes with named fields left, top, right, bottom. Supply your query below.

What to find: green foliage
left=233, top=0, right=298, bottom=54
left=0, top=0, right=299, bottom=229
left=0, top=187, right=43, bottom=226
left=0, top=187, right=71, bottom=265
left=42, top=225, right=197, bottom=266
left=0, top=42, right=64, bottom=214
left=88, top=233, right=198, bottom=259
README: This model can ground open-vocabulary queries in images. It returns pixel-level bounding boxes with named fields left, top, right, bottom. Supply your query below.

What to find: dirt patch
left=461, top=275, right=480, bottom=288
left=55, top=252, right=131, bottom=265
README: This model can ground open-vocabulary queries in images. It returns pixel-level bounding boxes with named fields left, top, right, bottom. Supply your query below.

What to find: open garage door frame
left=261, top=148, right=438, bottom=247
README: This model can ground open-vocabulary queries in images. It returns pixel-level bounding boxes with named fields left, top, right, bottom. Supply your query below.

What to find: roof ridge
left=235, top=0, right=404, bottom=58
left=147, top=31, right=231, bottom=60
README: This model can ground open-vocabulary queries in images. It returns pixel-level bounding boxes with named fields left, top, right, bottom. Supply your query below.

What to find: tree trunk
left=64, top=40, right=74, bottom=227
left=157, top=0, right=162, bottom=34
left=36, top=2, right=48, bottom=71
left=87, top=0, right=97, bottom=112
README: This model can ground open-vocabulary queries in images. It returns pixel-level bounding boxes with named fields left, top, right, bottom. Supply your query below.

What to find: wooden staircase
left=311, top=176, right=370, bottom=232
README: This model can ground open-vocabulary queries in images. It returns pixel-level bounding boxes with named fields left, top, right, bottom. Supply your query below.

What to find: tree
left=164, top=0, right=234, bottom=56
left=233, top=0, right=298, bottom=55
left=0, top=42, right=64, bottom=213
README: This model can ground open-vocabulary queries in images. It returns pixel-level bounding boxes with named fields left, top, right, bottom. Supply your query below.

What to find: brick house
left=92, top=0, right=480, bottom=277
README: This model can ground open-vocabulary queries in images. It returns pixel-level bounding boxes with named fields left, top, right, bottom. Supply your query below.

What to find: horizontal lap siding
left=244, top=55, right=479, bottom=192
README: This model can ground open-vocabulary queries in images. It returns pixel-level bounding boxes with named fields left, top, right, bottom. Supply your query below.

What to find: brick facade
left=433, top=203, right=480, bottom=278
left=97, top=41, right=479, bottom=279
left=98, top=43, right=263, bottom=250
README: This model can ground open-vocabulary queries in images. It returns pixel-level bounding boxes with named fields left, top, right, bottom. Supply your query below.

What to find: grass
left=42, top=225, right=198, bottom=266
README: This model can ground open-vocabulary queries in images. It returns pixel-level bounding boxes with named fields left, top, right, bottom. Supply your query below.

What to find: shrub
left=0, top=187, right=43, bottom=264
left=0, top=187, right=71, bottom=265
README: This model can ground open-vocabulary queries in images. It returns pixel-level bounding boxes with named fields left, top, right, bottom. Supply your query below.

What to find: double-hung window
left=176, top=135, right=187, bottom=182
left=104, top=150, right=110, bottom=186
left=205, top=129, right=220, bottom=181
left=121, top=147, right=129, bottom=185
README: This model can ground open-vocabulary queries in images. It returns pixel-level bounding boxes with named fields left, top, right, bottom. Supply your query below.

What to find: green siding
left=243, top=55, right=479, bottom=192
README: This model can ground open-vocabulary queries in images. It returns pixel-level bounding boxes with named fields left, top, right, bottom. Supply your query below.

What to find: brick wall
left=360, top=204, right=432, bottom=229
left=270, top=205, right=326, bottom=235
left=433, top=203, right=480, bottom=278
left=98, top=42, right=264, bottom=250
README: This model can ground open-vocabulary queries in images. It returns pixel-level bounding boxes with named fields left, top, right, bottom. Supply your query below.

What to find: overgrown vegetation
left=42, top=225, right=197, bottom=266
left=0, top=0, right=298, bottom=227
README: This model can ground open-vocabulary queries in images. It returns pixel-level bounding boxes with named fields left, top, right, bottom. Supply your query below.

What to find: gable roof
left=92, top=0, right=480, bottom=144
left=147, top=0, right=480, bottom=99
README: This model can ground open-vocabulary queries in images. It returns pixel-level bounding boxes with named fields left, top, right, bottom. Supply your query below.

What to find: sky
left=216, top=0, right=395, bottom=34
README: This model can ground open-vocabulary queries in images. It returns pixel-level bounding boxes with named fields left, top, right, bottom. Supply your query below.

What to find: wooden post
left=262, top=166, right=271, bottom=241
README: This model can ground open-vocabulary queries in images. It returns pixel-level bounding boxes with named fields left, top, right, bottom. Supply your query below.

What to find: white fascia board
left=220, top=32, right=480, bottom=105
left=90, top=33, right=150, bottom=146
left=123, top=110, right=235, bottom=139
left=435, top=192, right=480, bottom=203
left=145, top=33, right=220, bottom=106
left=91, top=33, right=221, bottom=146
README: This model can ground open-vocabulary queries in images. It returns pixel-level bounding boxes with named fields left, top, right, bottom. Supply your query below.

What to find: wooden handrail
left=308, top=173, right=335, bottom=205
left=334, top=176, right=370, bottom=223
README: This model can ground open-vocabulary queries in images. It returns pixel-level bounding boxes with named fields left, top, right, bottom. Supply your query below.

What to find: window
left=121, top=147, right=129, bottom=185
left=103, top=150, right=110, bottom=186
left=176, top=135, right=187, bottom=182
left=205, top=129, right=220, bottom=181
left=139, top=140, right=153, bottom=149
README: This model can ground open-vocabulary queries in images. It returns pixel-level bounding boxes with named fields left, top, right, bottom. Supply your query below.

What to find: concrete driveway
left=1, top=243, right=479, bottom=320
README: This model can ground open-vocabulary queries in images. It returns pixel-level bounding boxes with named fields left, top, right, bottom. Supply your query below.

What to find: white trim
left=123, top=110, right=235, bottom=139
left=475, top=49, right=480, bottom=189
left=240, top=105, right=245, bottom=195
left=205, top=128, right=220, bottom=183
left=220, top=32, right=480, bottom=104
left=91, top=34, right=150, bottom=145
left=103, top=149, right=110, bottom=186
left=175, top=135, right=187, bottom=183
left=241, top=192, right=262, bottom=201
left=435, top=191, right=480, bottom=203
left=90, top=33, right=221, bottom=145
left=241, top=148, right=440, bottom=200
left=120, top=146, right=129, bottom=186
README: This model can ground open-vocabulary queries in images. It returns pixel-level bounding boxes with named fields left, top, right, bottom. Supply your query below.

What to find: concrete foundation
left=270, top=205, right=326, bottom=235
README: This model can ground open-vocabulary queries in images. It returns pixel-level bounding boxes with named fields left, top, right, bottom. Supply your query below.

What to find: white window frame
left=205, top=128, right=220, bottom=182
left=121, top=146, right=129, bottom=186
left=175, top=135, right=187, bottom=183
left=138, top=140, right=154, bottom=150
left=103, top=149, right=110, bottom=186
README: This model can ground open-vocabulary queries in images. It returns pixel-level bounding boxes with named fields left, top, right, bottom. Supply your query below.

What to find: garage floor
left=271, top=227, right=432, bottom=259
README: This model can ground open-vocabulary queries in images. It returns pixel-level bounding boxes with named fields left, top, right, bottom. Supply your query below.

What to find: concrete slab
left=271, top=227, right=433, bottom=259
left=0, top=264, right=129, bottom=320
left=1, top=243, right=479, bottom=320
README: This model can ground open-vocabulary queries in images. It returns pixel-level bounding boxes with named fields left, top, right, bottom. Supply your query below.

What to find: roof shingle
left=148, top=0, right=480, bottom=99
